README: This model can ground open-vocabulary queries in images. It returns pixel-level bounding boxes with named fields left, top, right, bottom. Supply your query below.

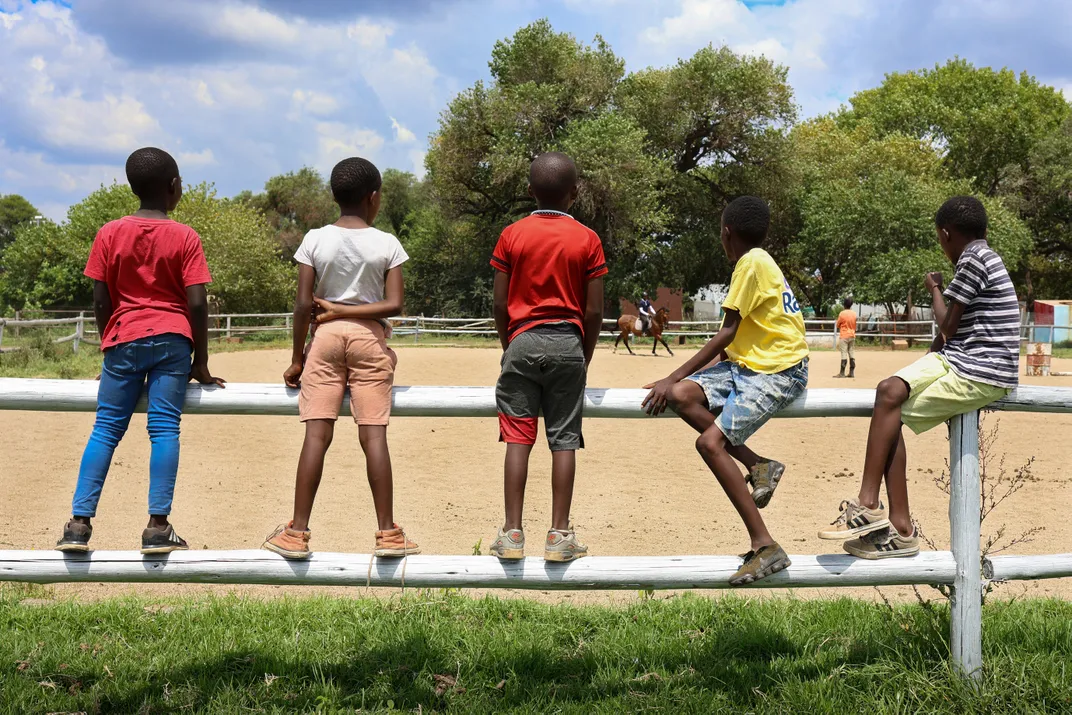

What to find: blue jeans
left=72, top=335, right=192, bottom=517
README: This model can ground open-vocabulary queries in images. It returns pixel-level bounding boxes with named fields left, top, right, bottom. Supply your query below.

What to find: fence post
left=13, top=311, right=19, bottom=338
left=73, top=312, right=85, bottom=354
left=0, top=319, right=4, bottom=352
left=285, top=314, right=291, bottom=332
left=949, top=411, right=983, bottom=681
left=226, top=316, right=232, bottom=339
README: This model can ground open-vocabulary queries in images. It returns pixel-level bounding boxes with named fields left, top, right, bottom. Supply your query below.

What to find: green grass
left=1, top=588, right=1069, bottom=713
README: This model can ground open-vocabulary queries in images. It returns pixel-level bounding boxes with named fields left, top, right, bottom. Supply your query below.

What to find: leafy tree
left=841, top=59, right=1070, bottom=195
left=237, top=167, right=337, bottom=258
left=0, top=194, right=39, bottom=251
left=374, top=169, right=425, bottom=240
left=425, top=20, right=795, bottom=312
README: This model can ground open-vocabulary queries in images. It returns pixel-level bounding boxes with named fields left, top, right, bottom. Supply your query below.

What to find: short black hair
left=529, top=152, right=577, bottom=204
left=722, top=196, right=770, bottom=245
left=844, top=297, right=854, bottom=309
left=330, top=157, right=381, bottom=207
left=935, top=195, right=987, bottom=240
left=125, top=147, right=179, bottom=199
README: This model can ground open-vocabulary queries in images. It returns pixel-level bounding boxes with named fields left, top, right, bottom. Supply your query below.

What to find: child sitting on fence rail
left=820, top=196, right=1020, bottom=558
left=56, top=147, right=225, bottom=555
left=642, top=196, right=809, bottom=585
left=488, top=151, right=606, bottom=562
left=263, top=157, right=418, bottom=560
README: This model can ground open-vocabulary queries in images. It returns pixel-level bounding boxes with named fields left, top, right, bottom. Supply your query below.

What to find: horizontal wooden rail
left=1, top=379, right=1070, bottom=418
left=0, top=550, right=957, bottom=589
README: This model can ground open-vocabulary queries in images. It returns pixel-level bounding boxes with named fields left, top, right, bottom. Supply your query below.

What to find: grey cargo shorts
left=496, top=323, right=587, bottom=451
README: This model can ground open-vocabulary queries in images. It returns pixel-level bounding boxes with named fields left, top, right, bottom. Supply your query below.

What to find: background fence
left=0, top=378, right=1070, bottom=681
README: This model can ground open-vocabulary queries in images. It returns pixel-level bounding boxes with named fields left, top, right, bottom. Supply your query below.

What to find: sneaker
left=544, top=528, right=588, bottom=562
left=489, top=528, right=525, bottom=560
left=56, top=520, right=92, bottom=552
left=844, top=526, right=920, bottom=559
left=817, top=498, right=891, bottom=540
left=748, top=460, right=785, bottom=509
left=263, top=522, right=312, bottom=560
left=729, top=543, right=791, bottom=585
left=140, top=524, right=189, bottom=555
left=374, top=524, right=420, bottom=558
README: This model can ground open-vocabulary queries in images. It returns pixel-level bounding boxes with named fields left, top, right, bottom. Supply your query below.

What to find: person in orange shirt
left=835, top=298, right=857, bottom=378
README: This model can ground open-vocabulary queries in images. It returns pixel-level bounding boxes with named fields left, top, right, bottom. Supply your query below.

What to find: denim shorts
left=686, top=359, right=808, bottom=446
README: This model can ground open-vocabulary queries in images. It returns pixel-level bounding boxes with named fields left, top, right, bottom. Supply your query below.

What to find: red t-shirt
left=84, top=216, right=212, bottom=349
left=491, top=212, right=608, bottom=340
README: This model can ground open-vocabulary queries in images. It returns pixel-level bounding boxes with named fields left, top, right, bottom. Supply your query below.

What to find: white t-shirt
left=293, top=225, right=408, bottom=305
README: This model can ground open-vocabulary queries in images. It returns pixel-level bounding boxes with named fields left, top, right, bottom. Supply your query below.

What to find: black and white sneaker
left=56, top=520, right=92, bottom=552
left=141, top=524, right=189, bottom=555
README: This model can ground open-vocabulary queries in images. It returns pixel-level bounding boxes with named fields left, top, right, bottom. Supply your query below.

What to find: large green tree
left=0, top=194, right=39, bottom=252
left=424, top=21, right=793, bottom=313
left=236, top=167, right=337, bottom=259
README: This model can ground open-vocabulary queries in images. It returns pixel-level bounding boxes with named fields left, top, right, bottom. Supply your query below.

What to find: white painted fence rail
left=1, top=378, right=1071, bottom=682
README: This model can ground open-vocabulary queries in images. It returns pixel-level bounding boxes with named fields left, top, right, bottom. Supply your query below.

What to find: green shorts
left=894, top=353, right=1009, bottom=434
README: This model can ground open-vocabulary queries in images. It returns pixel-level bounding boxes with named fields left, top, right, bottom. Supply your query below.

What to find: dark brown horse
left=615, top=307, right=673, bottom=356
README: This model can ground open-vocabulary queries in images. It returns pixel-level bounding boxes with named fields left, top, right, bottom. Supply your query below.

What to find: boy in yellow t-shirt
left=643, top=196, right=809, bottom=586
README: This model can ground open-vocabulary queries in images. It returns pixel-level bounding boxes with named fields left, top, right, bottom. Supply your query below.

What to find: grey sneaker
left=748, top=460, right=785, bottom=509
left=544, top=528, right=588, bottom=562
left=141, top=524, right=189, bottom=555
left=56, top=520, right=92, bottom=552
left=489, top=528, right=525, bottom=560
left=818, top=498, right=891, bottom=540
left=844, top=526, right=920, bottom=559
left=729, top=543, right=791, bottom=586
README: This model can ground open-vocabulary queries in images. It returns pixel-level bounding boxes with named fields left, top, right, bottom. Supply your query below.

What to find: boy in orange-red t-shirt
left=488, top=152, right=607, bottom=563
left=835, top=298, right=857, bottom=378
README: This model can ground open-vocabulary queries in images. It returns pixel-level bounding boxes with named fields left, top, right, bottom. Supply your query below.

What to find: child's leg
left=291, top=419, right=335, bottom=531
left=504, top=443, right=533, bottom=530
left=144, top=337, right=192, bottom=528
left=71, top=345, right=144, bottom=522
left=358, top=425, right=394, bottom=531
left=882, top=430, right=912, bottom=536
left=550, top=450, right=576, bottom=532
left=666, top=379, right=763, bottom=469
left=858, top=377, right=910, bottom=511
left=695, top=425, right=774, bottom=550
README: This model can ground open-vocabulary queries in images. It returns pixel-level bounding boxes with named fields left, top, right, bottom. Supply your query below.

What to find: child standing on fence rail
left=263, top=157, right=418, bottom=560
left=820, top=196, right=1020, bottom=558
left=642, top=196, right=809, bottom=585
left=835, top=298, right=857, bottom=378
left=56, top=147, right=225, bottom=555
left=488, top=152, right=606, bottom=562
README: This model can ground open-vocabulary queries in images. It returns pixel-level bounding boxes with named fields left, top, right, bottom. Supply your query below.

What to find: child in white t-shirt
left=263, top=157, right=419, bottom=560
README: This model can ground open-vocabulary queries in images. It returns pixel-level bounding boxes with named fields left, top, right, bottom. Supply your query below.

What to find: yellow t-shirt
left=722, top=248, right=809, bottom=373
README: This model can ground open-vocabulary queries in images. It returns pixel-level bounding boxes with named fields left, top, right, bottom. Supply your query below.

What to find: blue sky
left=1, top=0, right=1070, bottom=220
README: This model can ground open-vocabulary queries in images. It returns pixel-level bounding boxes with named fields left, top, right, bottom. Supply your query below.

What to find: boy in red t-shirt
left=488, top=152, right=606, bottom=562
left=56, top=147, right=225, bottom=555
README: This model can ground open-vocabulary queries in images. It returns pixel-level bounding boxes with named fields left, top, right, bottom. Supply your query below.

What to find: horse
left=615, top=307, right=674, bottom=356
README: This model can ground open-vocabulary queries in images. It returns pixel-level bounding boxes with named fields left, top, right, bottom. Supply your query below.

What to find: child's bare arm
left=312, top=267, right=405, bottom=323
left=186, top=284, right=226, bottom=387
left=582, top=277, right=604, bottom=366
left=285, top=265, right=316, bottom=388
left=91, top=280, right=113, bottom=337
left=493, top=271, right=510, bottom=351
left=926, top=272, right=966, bottom=339
left=642, top=310, right=742, bottom=415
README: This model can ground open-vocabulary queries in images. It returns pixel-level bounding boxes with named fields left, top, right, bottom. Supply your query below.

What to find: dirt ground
left=2, top=344, right=1068, bottom=605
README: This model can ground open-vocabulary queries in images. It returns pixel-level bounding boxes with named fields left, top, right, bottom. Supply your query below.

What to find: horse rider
left=638, top=292, right=656, bottom=334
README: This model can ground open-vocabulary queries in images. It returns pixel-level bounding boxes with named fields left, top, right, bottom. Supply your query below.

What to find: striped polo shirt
left=941, top=240, right=1020, bottom=389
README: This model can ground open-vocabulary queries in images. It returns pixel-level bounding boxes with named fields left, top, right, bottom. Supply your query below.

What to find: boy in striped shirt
left=819, top=196, right=1019, bottom=558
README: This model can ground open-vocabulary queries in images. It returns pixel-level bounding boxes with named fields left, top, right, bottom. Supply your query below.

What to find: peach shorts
left=299, top=319, right=397, bottom=425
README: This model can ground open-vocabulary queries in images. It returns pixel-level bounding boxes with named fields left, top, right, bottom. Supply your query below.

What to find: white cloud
left=177, top=149, right=216, bottom=167
left=346, top=19, right=393, bottom=50
left=292, top=89, right=339, bottom=117
left=212, top=4, right=299, bottom=45
left=194, top=81, right=215, bottom=106
left=0, top=140, right=124, bottom=214
left=409, top=149, right=427, bottom=180
left=313, top=122, right=385, bottom=173
left=391, top=117, right=417, bottom=143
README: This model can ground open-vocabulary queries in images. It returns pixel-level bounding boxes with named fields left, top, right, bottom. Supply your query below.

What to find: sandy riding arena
left=2, top=346, right=1069, bottom=603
